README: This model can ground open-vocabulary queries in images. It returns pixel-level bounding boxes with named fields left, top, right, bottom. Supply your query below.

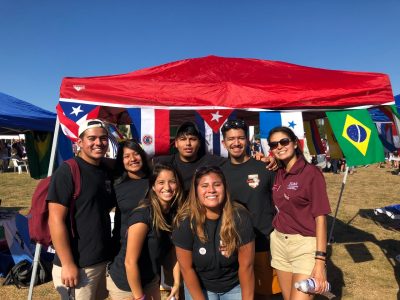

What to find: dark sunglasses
left=268, top=138, right=292, bottom=150
left=222, top=119, right=247, bottom=130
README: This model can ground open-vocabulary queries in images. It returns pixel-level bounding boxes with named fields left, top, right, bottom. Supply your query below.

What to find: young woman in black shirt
left=173, top=166, right=255, bottom=300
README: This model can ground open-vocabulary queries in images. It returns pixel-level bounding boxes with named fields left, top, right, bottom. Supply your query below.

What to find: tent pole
left=28, top=117, right=60, bottom=300
left=328, top=166, right=349, bottom=245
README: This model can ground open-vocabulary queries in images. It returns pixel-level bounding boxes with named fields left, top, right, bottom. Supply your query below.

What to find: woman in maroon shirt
left=267, top=127, right=331, bottom=300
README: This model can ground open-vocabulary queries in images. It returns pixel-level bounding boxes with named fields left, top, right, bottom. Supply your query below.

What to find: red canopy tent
left=60, top=55, right=394, bottom=113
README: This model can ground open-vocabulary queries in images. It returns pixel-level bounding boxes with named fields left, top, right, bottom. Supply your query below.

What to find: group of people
left=47, top=117, right=331, bottom=300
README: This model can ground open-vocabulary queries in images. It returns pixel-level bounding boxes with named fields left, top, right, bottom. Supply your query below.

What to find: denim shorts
left=184, top=283, right=241, bottom=300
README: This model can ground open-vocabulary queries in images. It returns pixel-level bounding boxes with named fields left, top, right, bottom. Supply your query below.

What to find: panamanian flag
left=57, top=101, right=100, bottom=142
left=259, top=111, right=305, bottom=152
left=195, top=109, right=235, bottom=157
left=127, top=108, right=170, bottom=157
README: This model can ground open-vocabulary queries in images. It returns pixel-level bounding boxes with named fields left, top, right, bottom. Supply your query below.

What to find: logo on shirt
left=287, top=182, right=299, bottom=190
left=199, top=247, right=207, bottom=255
left=247, top=174, right=260, bottom=188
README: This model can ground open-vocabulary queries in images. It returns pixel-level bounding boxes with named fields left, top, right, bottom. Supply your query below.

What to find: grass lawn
left=0, top=166, right=399, bottom=299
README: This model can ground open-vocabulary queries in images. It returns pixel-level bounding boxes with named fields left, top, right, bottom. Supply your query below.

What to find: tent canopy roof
left=60, top=55, right=394, bottom=111
left=0, top=92, right=56, bottom=134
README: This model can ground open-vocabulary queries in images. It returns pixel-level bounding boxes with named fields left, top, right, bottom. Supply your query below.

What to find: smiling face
left=196, top=172, right=225, bottom=217
left=175, top=134, right=201, bottom=162
left=122, top=147, right=144, bottom=179
left=152, top=169, right=178, bottom=209
left=222, top=128, right=248, bottom=163
left=77, top=127, right=108, bottom=165
left=269, top=131, right=298, bottom=169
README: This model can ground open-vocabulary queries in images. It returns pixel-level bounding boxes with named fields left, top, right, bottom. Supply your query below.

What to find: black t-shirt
left=112, top=178, right=149, bottom=247
left=109, top=205, right=173, bottom=291
left=46, top=157, right=116, bottom=268
left=222, top=158, right=275, bottom=252
left=154, top=153, right=226, bottom=194
left=172, top=208, right=254, bottom=293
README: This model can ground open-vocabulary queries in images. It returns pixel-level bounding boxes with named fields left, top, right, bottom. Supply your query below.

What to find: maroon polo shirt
left=272, top=157, right=331, bottom=236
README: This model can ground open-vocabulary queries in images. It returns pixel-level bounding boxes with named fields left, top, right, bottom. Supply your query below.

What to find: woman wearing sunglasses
left=267, top=127, right=331, bottom=300
left=173, top=166, right=255, bottom=300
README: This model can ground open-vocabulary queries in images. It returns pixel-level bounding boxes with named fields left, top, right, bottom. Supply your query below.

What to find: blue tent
left=0, top=92, right=56, bottom=134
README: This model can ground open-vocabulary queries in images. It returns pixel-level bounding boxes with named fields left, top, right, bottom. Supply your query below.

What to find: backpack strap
left=65, top=158, right=81, bottom=238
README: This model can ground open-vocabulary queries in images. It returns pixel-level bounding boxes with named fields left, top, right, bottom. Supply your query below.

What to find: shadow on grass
left=328, top=212, right=400, bottom=299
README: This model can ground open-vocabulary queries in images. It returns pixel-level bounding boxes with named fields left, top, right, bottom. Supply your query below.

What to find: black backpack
left=2, top=259, right=51, bottom=288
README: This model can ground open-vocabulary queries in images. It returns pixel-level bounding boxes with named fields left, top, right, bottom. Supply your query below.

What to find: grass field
left=0, top=166, right=399, bottom=299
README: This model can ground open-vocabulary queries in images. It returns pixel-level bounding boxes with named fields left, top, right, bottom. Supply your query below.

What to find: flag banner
left=324, top=120, right=343, bottom=159
left=127, top=108, right=170, bottom=157
left=304, top=120, right=324, bottom=155
left=259, top=111, right=304, bottom=153
left=326, top=110, right=385, bottom=166
left=375, top=122, right=397, bottom=152
left=57, top=101, right=100, bottom=141
left=25, top=131, right=53, bottom=179
left=105, top=123, right=125, bottom=158
left=395, top=94, right=400, bottom=115
left=195, top=110, right=235, bottom=157
left=259, top=111, right=304, bottom=139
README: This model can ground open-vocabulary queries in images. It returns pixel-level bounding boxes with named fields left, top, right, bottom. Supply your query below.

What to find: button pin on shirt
left=199, top=247, right=206, bottom=255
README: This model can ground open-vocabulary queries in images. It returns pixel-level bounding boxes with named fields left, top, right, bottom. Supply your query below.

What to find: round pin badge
left=199, top=247, right=206, bottom=255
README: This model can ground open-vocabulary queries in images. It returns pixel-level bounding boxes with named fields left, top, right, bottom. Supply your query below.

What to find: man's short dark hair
left=221, top=119, right=248, bottom=138
left=175, top=121, right=200, bottom=139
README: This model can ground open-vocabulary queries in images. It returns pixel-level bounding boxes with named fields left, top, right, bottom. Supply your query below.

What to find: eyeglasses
left=268, top=138, right=292, bottom=150
left=222, top=119, right=247, bottom=131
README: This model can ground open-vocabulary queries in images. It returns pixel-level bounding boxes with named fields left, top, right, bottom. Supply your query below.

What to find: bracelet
left=135, top=295, right=146, bottom=300
left=315, top=256, right=326, bottom=261
left=315, top=251, right=327, bottom=257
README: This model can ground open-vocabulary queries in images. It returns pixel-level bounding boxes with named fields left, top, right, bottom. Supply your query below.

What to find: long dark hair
left=175, top=165, right=241, bottom=257
left=114, top=139, right=151, bottom=184
left=138, top=163, right=184, bottom=233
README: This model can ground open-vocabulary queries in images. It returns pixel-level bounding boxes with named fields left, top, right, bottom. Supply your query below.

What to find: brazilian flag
left=326, top=109, right=385, bottom=167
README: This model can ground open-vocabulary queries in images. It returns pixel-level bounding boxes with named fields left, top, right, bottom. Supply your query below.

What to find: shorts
left=254, top=251, right=281, bottom=295
left=270, top=229, right=316, bottom=275
left=106, top=273, right=160, bottom=300
left=52, top=262, right=107, bottom=300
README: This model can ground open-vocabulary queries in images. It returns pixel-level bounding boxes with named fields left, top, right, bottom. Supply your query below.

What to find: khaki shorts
left=254, top=251, right=281, bottom=295
left=270, top=229, right=316, bottom=275
left=52, top=262, right=107, bottom=300
left=106, top=273, right=160, bottom=300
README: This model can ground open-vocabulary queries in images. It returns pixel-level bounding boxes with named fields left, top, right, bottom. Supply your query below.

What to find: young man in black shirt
left=48, top=119, right=115, bottom=300
left=221, top=119, right=280, bottom=299
left=154, top=121, right=226, bottom=194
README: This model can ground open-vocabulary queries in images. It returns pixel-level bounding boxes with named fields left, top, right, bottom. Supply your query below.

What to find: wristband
left=315, top=251, right=327, bottom=257
left=315, top=256, right=326, bottom=261
left=135, top=295, right=146, bottom=300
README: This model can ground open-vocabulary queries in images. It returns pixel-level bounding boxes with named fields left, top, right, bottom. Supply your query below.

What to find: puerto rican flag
left=57, top=101, right=100, bottom=142
left=195, top=109, right=235, bottom=157
left=127, top=108, right=170, bottom=157
left=259, top=111, right=304, bottom=153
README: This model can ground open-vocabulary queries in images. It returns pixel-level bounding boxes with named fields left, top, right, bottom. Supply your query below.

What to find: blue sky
left=1, top=1, right=399, bottom=112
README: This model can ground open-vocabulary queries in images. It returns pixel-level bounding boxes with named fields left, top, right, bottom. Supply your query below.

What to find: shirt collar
left=283, top=156, right=306, bottom=176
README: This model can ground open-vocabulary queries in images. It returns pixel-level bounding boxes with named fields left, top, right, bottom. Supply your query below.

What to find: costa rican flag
left=56, top=101, right=100, bottom=142
left=259, top=111, right=304, bottom=153
left=127, top=108, right=170, bottom=157
left=195, top=109, right=235, bottom=157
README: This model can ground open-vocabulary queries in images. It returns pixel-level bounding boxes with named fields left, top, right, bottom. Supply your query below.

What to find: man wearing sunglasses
left=221, top=119, right=279, bottom=299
